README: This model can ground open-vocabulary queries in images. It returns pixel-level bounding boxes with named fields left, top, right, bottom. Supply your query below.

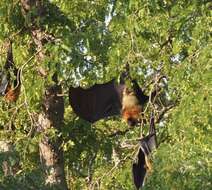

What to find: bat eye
left=127, top=118, right=137, bottom=126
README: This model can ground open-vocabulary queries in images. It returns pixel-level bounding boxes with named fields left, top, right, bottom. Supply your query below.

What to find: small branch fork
left=90, top=148, right=138, bottom=190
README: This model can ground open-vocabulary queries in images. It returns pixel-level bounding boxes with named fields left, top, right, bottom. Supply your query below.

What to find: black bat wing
left=69, top=79, right=124, bottom=123
left=0, top=41, right=14, bottom=96
left=131, top=79, right=149, bottom=105
left=0, top=72, right=9, bottom=95
left=140, top=113, right=157, bottom=155
left=132, top=148, right=147, bottom=190
left=132, top=113, right=157, bottom=189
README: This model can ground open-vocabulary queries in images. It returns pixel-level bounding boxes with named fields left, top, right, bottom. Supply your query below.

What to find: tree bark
left=20, top=1, right=68, bottom=188
left=38, top=84, right=68, bottom=189
left=0, top=141, right=20, bottom=176
left=0, top=141, right=13, bottom=176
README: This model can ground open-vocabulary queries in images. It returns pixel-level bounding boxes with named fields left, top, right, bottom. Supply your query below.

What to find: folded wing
left=69, top=80, right=124, bottom=123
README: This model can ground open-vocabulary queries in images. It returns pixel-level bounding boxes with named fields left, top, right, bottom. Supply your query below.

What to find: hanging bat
left=132, top=113, right=157, bottom=189
left=0, top=41, right=21, bottom=102
left=69, top=78, right=151, bottom=126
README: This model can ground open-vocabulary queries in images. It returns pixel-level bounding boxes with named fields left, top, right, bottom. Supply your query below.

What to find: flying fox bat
left=69, top=78, right=150, bottom=126
left=0, top=42, right=21, bottom=102
left=132, top=113, right=157, bottom=189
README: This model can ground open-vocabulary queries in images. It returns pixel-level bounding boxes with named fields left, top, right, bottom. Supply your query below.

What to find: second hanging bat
left=0, top=41, right=21, bottom=102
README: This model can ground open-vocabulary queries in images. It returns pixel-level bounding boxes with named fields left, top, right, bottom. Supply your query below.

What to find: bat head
left=122, top=105, right=142, bottom=126
left=121, top=87, right=142, bottom=126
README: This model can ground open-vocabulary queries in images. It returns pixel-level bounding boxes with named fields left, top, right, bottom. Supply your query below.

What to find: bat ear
left=119, top=63, right=131, bottom=84
left=123, top=87, right=131, bottom=95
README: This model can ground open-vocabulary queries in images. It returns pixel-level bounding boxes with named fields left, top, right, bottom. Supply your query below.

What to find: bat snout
left=127, top=118, right=138, bottom=126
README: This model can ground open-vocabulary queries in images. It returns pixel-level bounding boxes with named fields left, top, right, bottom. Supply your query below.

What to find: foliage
left=0, top=0, right=211, bottom=189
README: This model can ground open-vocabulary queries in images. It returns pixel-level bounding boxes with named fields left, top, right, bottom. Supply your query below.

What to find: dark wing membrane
left=132, top=148, right=147, bottom=190
left=140, top=114, right=157, bottom=155
left=69, top=79, right=124, bottom=123
left=0, top=72, right=9, bottom=95
left=132, top=113, right=157, bottom=189
left=140, top=133, right=157, bottom=156
left=0, top=42, right=14, bottom=96
left=131, top=79, right=149, bottom=105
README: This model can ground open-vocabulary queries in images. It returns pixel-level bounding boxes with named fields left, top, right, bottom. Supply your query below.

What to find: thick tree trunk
left=20, top=1, right=67, bottom=188
left=0, top=141, right=20, bottom=176
left=38, top=84, right=68, bottom=189
left=0, top=141, right=13, bottom=176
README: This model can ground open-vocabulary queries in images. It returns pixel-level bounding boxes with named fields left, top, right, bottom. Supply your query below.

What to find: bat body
left=69, top=80, right=124, bottom=123
left=132, top=113, right=157, bottom=189
left=132, top=146, right=148, bottom=190
left=0, top=42, right=21, bottom=102
left=69, top=79, right=149, bottom=125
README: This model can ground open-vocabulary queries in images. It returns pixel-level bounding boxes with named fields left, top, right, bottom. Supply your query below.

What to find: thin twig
left=108, top=125, right=134, bottom=137
left=156, top=104, right=176, bottom=123
left=20, top=48, right=43, bottom=70
left=91, top=147, right=138, bottom=189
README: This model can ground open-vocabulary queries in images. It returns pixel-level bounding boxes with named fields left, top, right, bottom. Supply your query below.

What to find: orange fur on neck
left=5, top=86, right=21, bottom=102
left=122, top=105, right=142, bottom=121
